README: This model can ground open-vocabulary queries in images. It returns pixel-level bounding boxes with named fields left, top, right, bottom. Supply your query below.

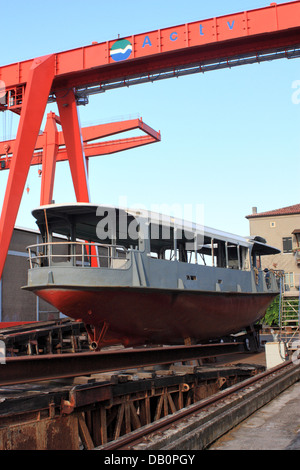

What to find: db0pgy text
left=148, top=454, right=195, bottom=465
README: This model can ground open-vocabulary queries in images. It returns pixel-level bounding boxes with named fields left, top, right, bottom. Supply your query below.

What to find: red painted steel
left=1, top=2, right=300, bottom=91
left=0, top=116, right=160, bottom=205
left=40, top=112, right=59, bottom=205
left=30, top=286, right=276, bottom=348
left=56, top=89, right=90, bottom=203
left=0, top=55, right=55, bottom=280
left=0, top=1, right=300, bottom=279
left=0, top=118, right=160, bottom=169
left=0, top=322, right=36, bottom=329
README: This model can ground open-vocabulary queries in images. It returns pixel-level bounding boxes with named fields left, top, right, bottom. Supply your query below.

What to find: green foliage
left=261, top=295, right=280, bottom=326
left=261, top=296, right=300, bottom=327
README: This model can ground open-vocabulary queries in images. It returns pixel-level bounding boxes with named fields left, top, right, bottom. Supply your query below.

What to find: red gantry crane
left=0, top=115, right=161, bottom=205
left=0, top=0, right=300, bottom=279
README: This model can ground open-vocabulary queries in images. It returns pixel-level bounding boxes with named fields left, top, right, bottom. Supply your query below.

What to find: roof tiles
left=246, top=203, right=300, bottom=219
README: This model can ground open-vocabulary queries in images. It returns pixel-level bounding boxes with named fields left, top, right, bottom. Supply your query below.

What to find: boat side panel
left=33, top=286, right=276, bottom=346
left=27, top=255, right=260, bottom=293
left=147, top=258, right=255, bottom=292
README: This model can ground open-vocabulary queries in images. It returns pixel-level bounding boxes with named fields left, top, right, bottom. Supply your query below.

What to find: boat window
left=164, top=249, right=174, bottom=261
left=227, top=243, right=240, bottom=269
left=149, top=223, right=209, bottom=265
left=213, top=241, right=249, bottom=270
left=149, top=223, right=174, bottom=259
left=148, top=221, right=251, bottom=270
left=214, top=240, right=227, bottom=268
left=240, top=246, right=250, bottom=270
left=252, top=253, right=260, bottom=269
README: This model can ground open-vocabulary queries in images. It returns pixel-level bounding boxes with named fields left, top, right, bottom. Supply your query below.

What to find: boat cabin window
left=33, top=207, right=141, bottom=267
left=38, top=209, right=140, bottom=250
left=148, top=222, right=249, bottom=270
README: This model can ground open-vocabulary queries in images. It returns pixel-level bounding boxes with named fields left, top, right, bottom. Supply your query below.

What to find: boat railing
left=259, top=268, right=283, bottom=291
left=27, top=241, right=130, bottom=269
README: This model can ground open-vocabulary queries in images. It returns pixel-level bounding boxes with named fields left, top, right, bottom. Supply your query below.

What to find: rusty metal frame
left=0, top=361, right=259, bottom=450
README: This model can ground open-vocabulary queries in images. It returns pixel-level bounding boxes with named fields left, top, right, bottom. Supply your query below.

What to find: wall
left=248, top=213, right=300, bottom=294
left=0, top=227, right=60, bottom=323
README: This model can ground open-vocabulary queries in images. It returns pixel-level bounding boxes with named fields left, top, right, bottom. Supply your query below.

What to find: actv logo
left=0, top=340, right=6, bottom=365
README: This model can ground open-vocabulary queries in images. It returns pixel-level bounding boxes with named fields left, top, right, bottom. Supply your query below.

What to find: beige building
left=246, top=204, right=300, bottom=296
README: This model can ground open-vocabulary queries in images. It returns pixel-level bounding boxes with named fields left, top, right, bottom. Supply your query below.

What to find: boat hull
left=29, top=286, right=277, bottom=347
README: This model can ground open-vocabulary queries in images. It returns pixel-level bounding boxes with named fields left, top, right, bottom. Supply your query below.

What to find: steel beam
left=0, top=118, right=161, bottom=169
left=40, top=112, right=60, bottom=205
left=75, top=45, right=300, bottom=97
left=1, top=2, right=300, bottom=93
left=0, top=343, right=243, bottom=386
left=56, top=89, right=90, bottom=203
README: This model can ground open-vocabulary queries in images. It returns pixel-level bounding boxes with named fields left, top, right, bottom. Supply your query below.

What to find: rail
left=98, top=359, right=300, bottom=450
left=27, top=241, right=129, bottom=269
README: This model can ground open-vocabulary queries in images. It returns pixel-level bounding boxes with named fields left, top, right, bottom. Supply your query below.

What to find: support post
left=56, top=89, right=90, bottom=202
left=0, top=55, right=55, bottom=280
left=40, top=112, right=60, bottom=205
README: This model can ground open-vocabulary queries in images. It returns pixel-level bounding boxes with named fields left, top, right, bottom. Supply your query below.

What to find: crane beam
left=0, top=1, right=300, bottom=108
left=0, top=118, right=160, bottom=163
left=0, top=116, right=161, bottom=204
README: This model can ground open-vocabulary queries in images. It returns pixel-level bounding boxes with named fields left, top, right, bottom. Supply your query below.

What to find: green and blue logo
left=110, top=39, right=133, bottom=62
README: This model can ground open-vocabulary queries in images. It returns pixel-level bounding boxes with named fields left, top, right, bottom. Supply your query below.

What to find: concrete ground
left=209, top=380, right=300, bottom=450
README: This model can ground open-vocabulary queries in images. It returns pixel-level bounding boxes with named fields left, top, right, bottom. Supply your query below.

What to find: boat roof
left=31, top=203, right=280, bottom=254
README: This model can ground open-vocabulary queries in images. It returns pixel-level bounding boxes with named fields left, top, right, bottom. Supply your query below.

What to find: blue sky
left=0, top=0, right=299, bottom=237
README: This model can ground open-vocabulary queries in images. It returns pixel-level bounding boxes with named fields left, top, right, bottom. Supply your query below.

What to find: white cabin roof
left=32, top=202, right=250, bottom=247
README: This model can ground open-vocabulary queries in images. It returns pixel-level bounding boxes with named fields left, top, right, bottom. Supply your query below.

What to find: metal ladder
left=279, top=291, right=300, bottom=350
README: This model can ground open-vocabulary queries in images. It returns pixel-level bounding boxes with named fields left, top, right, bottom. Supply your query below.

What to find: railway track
left=0, top=342, right=298, bottom=450
left=0, top=346, right=263, bottom=450
left=96, top=359, right=300, bottom=450
left=1, top=320, right=299, bottom=450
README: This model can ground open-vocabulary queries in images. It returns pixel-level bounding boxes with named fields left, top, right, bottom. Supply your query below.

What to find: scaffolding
left=279, top=277, right=300, bottom=351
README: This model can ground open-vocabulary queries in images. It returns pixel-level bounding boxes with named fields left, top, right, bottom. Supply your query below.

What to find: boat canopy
left=31, top=203, right=281, bottom=256
left=32, top=203, right=139, bottom=249
left=248, top=237, right=281, bottom=256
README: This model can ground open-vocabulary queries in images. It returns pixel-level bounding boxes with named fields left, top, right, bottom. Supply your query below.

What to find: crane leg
left=40, top=112, right=60, bottom=205
left=0, top=54, right=55, bottom=280
left=56, top=89, right=90, bottom=202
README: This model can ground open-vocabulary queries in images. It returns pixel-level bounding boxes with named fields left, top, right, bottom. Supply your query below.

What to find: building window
left=284, top=272, right=294, bottom=289
left=282, top=237, right=293, bottom=253
left=270, top=221, right=276, bottom=228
